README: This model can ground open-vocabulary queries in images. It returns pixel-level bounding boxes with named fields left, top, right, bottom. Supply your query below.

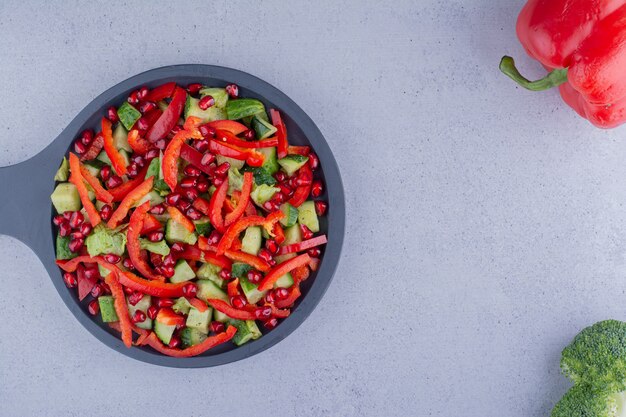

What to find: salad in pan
left=50, top=82, right=327, bottom=357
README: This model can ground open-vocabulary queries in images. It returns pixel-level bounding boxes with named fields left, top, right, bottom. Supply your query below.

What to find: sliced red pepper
left=188, top=297, right=209, bottom=312
left=258, top=254, right=311, bottom=291
left=291, top=264, right=310, bottom=283
left=227, top=278, right=240, bottom=298
left=101, top=117, right=128, bottom=176
left=108, top=165, right=148, bottom=202
left=108, top=321, right=150, bottom=346
left=103, top=272, right=133, bottom=348
left=117, top=269, right=186, bottom=298
left=271, top=306, right=290, bottom=318
left=273, top=222, right=285, bottom=245
left=79, top=164, right=113, bottom=203
left=107, top=176, right=154, bottom=228
left=146, top=87, right=187, bottom=142
left=245, top=200, right=257, bottom=216
left=275, top=285, right=301, bottom=308
left=288, top=164, right=312, bottom=207
left=156, top=307, right=185, bottom=326
left=215, top=129, right=279, bottom=149
left=209, top=139, right=264, bottom=167
left=68, top=153, right=101, bottom=226
left=224, top=250, right=270, bottom=272
left=80, top=132, right=104, bottom=161
left=141, top=325, right=236, bottom=357
left=208, top=178, right=229, bottom=233
left=263, top=210, right=286, bottom=235
left=287, top=145, right=310, bottom=156
left=217, top=215, right=266, bottom=255
left=167, top=206, right=195, bottom=232
left=76, top=264, right=98, bottom=301
left=177, top=245, right=231, bottom=269
left=144, top=82, right=176, bottom=102
left=270, top=109, right=288, bottom=158
left=141, top=214, right=162, bottom=234
left=309, top=257, right=320, bottom=271
left=207, top=120, right=248, bottom=135
left=128, top=202, right=163, bottom=281
left=143, top=108, right=163, bottom=127
left=224, top=172, right=253, bottom=227
left=278, top=235, right=327, bottom=255
left=183, top=116, right=203, bottom=130
left=207, top=299, right=256, bottom=320
left=197, top=236, right=218, bottom=253
left=223, top=198, right=235, bottom=214
left=127, top=129, right=151, bottom=155
left=192, top=196, right=211, bottom=216
left=163, top=129, right=203, bottom=191
left=180, top=144, right=213, bottom=176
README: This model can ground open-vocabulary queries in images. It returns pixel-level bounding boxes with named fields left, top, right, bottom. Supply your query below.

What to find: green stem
left=499, top=56, right=568, bottom=91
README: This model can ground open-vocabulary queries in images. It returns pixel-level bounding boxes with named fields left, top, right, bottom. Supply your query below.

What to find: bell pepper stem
left=499, top=56, right=568, bottom=91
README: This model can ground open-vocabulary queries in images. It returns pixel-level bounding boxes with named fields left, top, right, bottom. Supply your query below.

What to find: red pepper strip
left=127, top=129, right=151, bottom=155
left=144, top=108, right=163, bottom=128
left=177, top=245, right=232, bottom=269
left=103, top=272, right=133, bottom=348
left=309, top=257, right=320, bottom=271
left=76, top=265, right=97, bottom=301
left=156, top=307, right=185, bottom=326
left=197, top=237, right=218, bottom=253
left=107, top=176, right=154, bottom=228
left=207, top=299, right=256, bottom=320
left=273, top=223, right=285, bottom=245
left=270, top=109, right=288, bottom=158
left=215, top=129, right=279, bottom=149
left=263, top=211, right=286, bottom=235
left=146, top=86, right=187, bottom=142
left=245, top=200, right=257, bottom=216
left=188, top=297, right=209, bottom=312
left=288, top=165, right=312, bottom=207
left=80, top=132, right=104, bottom=161
left=108, top=321, right=150, bottom=346
left=180, top=144, right=213, bottom=176
left=128, top=202, right=163, bottom=281
left=258, top=254, right=311, bottom=291
left=79, top=164, right=114, bottom=203
left=208, top=178, right=229, bottom=233
left=167, top=206, right=195, bottom=232
left=209, top=139, right=265, bottom=167
left=108, top=165, right=149, bottom=202
left=141, top=325, right=236, bottom=357
left=68, top=153, right=101, bottom=226
left=278, top=235, right=327, bottom=255
left=224, top=172, right=253, bottom=227
left=117, top=270, right=186, bottom=298
left=291, top=265, right=310, bottom=283
left=163, top=129, right=203, bottom=190
left=192, top=196, right=211, bottom=216
left=216, top=215, right=266, bottom=255
left=275, top=285, right=301, bottom=309
left=141, top=214, right=162, bottom=234
left=287, top=145, right=311, bottom=156
left=183, top=116, right=203, bottom=130
left=231, top=238, right=242, bottom=252
left=223, top=199, right=235, bottom=214
left=227, top=278, right=240, bottom=298
left=101, top=117, right=128, bottom=176
left=271, top=306, right=290, bottom=318
left=144, top=82, right=176, bottom=102
left=207, top=120, right=248, bottom=135
left=224, top=250, right=270, bottom=272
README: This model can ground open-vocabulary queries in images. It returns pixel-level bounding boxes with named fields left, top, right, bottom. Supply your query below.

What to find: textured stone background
left=1, top=1, right=626, bottom=416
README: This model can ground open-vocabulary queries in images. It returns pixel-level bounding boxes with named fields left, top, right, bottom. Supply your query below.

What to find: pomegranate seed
left=186, top=207, right=202, bottom=220
left=208, top=231, right=222, bottom=245
left=272, top=193, right=285, bottom=204
left=278, top=183, right=292, bottom=197
left=225, top=84, right=239, bottom=98
left=186, top=83, right=203, bottom=95
left=315, top=201, right=327, bottom=216
left=84, top=266, right=100, bottom=280
left=131, top=154, right=145, bottom=167
left=308, top=152, right=320, bottom=170
left=196, top=178, right=209, bottom=193
left=107, top=106, right=119, bottom=123
left=206, top=164, right=217, bottom=177
left=230, top=295, right=247, bottom=309
left=90, top=283, right=104, bottom=298
left=145, top=148, right=159, bottom=160
left=243, top=129, right=255, bottom=140
left=106, top=175, right=123, bottom=189
left=180, top=177, right=197, bottom=188
left=100, top=204, right=113, bottom=221
left=165, top=193, right=181, bottom=206
left=210, top=321, right=225, bottom=333
left=88, top=300, right=100, bottom=316
left=182, top=283, right=198, bottom=298
left=263, top=201, right=279, bottom=212
left=128, top=90, right=140, bottom=105
left=247, top=269, right=263, bottom=284
left=307, top=247, right=321, bottom=257
left=157, top=298, right=174, bottom=308
left=264, top=292, right=275, bottom=304
left=59, top=221, right=72, bottom=237
left=104, top=254, right=121, bottom=264
left=198, top=95, right=215, bottom=110
left=265, top=239, right=279, bottom=255
left=311, top=180, right=323, bottom=197
left=214, top=162, right=230, bottom=177
left=162, top=265, right=175, bottom=278
left=198, top=124, right=216, bottom=138
left=147, top=230, right=164, bottom=242
left=79, top=223, right=92, bottom=236
left=258, top=249, right=273, bottom=264
left=70, top=231, right=84, bottom=240
left=200, top=152, right=215, bottom=166
left=149, top=204, right=165, bottom=215
left=275, top=171, right=287, bottom=182
left=81, top=134, right=94, bottom=148
left=155, top=139, right=167, bottom=149
left=69, top=211, right=84, bottom=228
left=74, top=140, right=87, bottom=155
left=100, top=165, right=111, bottom=181
left=128, top=291, right=144, bottom=306
left=136, top=117, right=149, bottom=131
left=177, top=199, right=192, bottom=212
left=168, top=336, right=181, bottom=348
left=274, top=288, right=289, bottom=300
left=147, top=305, right=159, bottom=320
left=288, top=176, right=299, bottom=189
left=63, top=272, right=77, bottom=288
left=137, top=86, right=149, bottom=101
left=296, top=176, right=312, bottom=187
left=123, top=286, right=134, bottom=295
left=183, top=165, right=201, bottom=177
left=219, top=269, right=231, bottom=280
left=254, top=306, right=272, bottom=320
left=122, top=258, right=135, bottom=270
left=68, top=238, right=84, bottom=253
left=53, top=215, right=65, bottom=226
left=300, top=224, right=314, bottom=240
left=170, top=242, right=185, bottom=253
left=127, top=164, right=139, bottom=179
left=162, top=254, right=176, bottom=267
left=63, top=211, right=73, bottom=220
left=263, top=318, right=278, bottom=330
left=132, top=310, right=147, bottom=324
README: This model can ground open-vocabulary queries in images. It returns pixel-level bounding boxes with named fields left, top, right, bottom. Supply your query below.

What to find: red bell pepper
left=180, top=144, right=213, bottom=176
left=183, top=116, right=203, bottom=131
left=275, top=285, right=301, bottom=308
left=291, top=264, right=310, bottom=283
left=258, top=253, right=311, bottom=291
left=107, top=176, right=154, bottom=228
left=108, top=165, right=148, bottom=202
left=76, top=264, right=97, bottom=301
left=215, top=129, right=279, bottom=149
left=207, top=120, right=248, bottom=135
left=197, top=236, right=218, bottom=252
left=309, top=257, right=320, bottom=271
left=207, top=299, right=256, bottom=320
left=287, top=145, right=310, bottom=156
left=117, top=269, right=186, bottom=298
left=156, top=307, right=185, bottom=326
left=140, top=214, right=162, bottom=234
left=227, top=278, right=240, bottom=298
left=163, top=129, right=203, bottom=191
left=68, top=153, right=101, bottom=226
left=127, top=129, right=151, bottom=155
left=140, top=325, right=236, bottom=357
left=208, top=178, right=229, bottom=233
left=167, top=206, right=195, bottom=232
left=146, top=87, right=187, bottom=142
left=177, top=245, right=232, bottom=269
left=128, top=202, right=163, bottom=281
left=501, top=1, right=626, bottom=128
left=143, top=108, right=163, bottom=128
left=224, top=172, right=253, bottom=227
left=80, top=132, right=104, bottom=161
left=263, top=211, right=286, bottom=235
left=192, top=196, right=211, bottom=216
left=278, top=235, right=327, bottom=255
left=103, top=272, right=133, bottom=348
left=144, top=82, right=176, bottom=102
left=208, top=139, right=264, bottom=167
left=217, top=215, right=266, bottom=255
left=224, top=250, right=270, bottom=272
left=271, top=306, right=290, bottom=318
left=108, top=321, right=150, bottom=346
left=272, top=222, right=285, bottom=245
left=188, top=297, right=209, bottom=312
left=288, top=164, right=312, bottom=207
left=101, top=117, right=128, bottom=176
left=79, top=164, right=113, bottom=203
left=270, top=109, right=288, bottom=158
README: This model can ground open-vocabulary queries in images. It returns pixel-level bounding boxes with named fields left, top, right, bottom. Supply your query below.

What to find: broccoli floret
left=551, top=384, right=626, bottom=417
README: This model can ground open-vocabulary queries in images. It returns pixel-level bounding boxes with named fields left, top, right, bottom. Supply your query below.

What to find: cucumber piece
left=172, top=297, right=192, bottom=315
left=298, top=201, right=320, bottom=233
left=230, top=319, right=262, bottom=346
left=170, top=259, right=196, bottom=283
left=51, top=183, right=81, bottom=213
left=98, top=296, right=118, bottom=322
left=246, top=166, right=276, bottom=186
left=196, top=263, right=224, bottom=287
left=118, top=149, right=132, bottom=170
left=98, top=264, right=111, bottom=278
left=274, top=272, right=294, bottom=289
left=154, top=321, right=176, bottom=345
left=139, top=238, right=170, bottom=256
left=241, top=226, right=262, bottom=255
left=194, top=218, right=212, bottom=236
left=153, top=179, right=170, bottom=195
left=116, top=102, right=142, bottom=131
left=184, top=96, right=227, bottom=122
left=214, top=310, right=229, bottom=323
left=278, top=154, right=309, bottom=176
left=251, top=115, right=277, bottom=139
left=280, top=203, right=299, bottom=227
left=186, top=306, right=212, bottom=334
left=82, top=163, right=100, bottom=178
left=240, top=278, right=266, bottom=304
left=231, top=263, right=251, bottom=279
left=196, top=279, right=228, bottom=302
left=258, top=147, right=278, bottom=174
left=136, top=190, right=165, bottom=207
left=165, top=219, right=198, bottom=245
left=228, top=167, right=244, bottom=194
left=226, top=99, right=265, bottom=120
left=126, top=295, right=152, bottom=330
left=54, top=157, right=69, bottom=181
left=216, top=155, right=245, bottom=170
left=199, top=87, right=229, bottom=108
left=96, top=151, right=112, bottom=166
left=180, top=327, right=208, bottom=347
left=56, top=234, right=77, bottom=260
left=113, top=123, right=132, bottom=152
left=146, top=157, right=160, bottom=179
left=250, top=184, right=280, bottom=206
left=86, top=224, right=127, bottom=256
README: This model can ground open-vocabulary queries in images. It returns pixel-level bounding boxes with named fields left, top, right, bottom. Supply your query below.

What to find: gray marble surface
left=1, top=1, right=625, bottom=416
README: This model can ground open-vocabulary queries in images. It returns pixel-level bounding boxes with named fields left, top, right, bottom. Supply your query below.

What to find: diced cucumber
left=196, top=263, right=224, bottom=287
left=194, top=218, right=212, bottom=236
left=258, top=147, right=279, bottom=174
left=86, top=224, right=127, bottom=256
left=241, top=226, right=262, bottom=255
left=186, top=306, right=212, bottom=334
left=119, top=149, right=131, bottom=171
left=298, top=201, right=319, bottom=233
left=240, top=278, right=266, bottom=304
left=226, top=99, right=265, bottom=120
left=228, top=167, right=244, bottom=194
left=184, top=96, right=227, bottom=122
left=56, top=234, right=77, bottom=260
left=154, top=179, right=170, bottom=195
left=98, top=264, right=110, bottom=278
left=116, top=102, right=142, bottom=131
left=96, top=151, right=112, bottom=166
left=154, top=321, right=176, bottom=345
left=172, top=297, right=192, bottom=315
left=82, top=163, right=100, bottom=178
left=251, top=115, right=277, bottom=140
left=199, top=87, right=229, bottom=108
left=250, top=184, right=280, bottom=206
left=127, top=295, right=152, bottom=330
left=251, top=167, right=276, bottom=186
left=170, top=259, right=196, bottom=283
left=231, top=263, right=251, bottom=279
left=54, top=157, right=69, bottom=181
left=230, top=319, right=262, bottom=346
left=196, top=279, right=228, bottom=302
left=165, top=219, right=198, bottom=245
left=139, top=238, right=170, bottom=256
left=214, top=310, right=229, bottom=323
left=278, top=154, right=309, bottom=176
left=136, top=190, right=165, bottom=207
left=98, top=296, right=118, bottom=322
left=283, top=224, right=302, bottom=245
left=274, top=272, right=294, bottom=289
left=146, top=157, right=161, bottom=179
left=51, top=183, right=81, bottom=213
left=216, top=155, right=245, bottom=170
left=280, top=203, right=299, bottom=227
left=157, top=100, right=168, bottom=112
left=113, top=123, right=132, bottom=152
left=180, top=327, right=208, bottom=347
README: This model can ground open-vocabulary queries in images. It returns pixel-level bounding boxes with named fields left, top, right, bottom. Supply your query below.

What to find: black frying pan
left=0, top=65, right=345, bottom=367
